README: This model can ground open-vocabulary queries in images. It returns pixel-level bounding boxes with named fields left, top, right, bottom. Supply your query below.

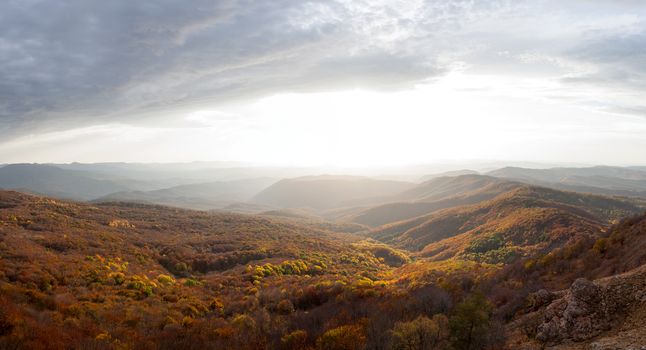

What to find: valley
left=2, top=163, right=646, bottom=349
left=4, top=1, right=645, bottom=348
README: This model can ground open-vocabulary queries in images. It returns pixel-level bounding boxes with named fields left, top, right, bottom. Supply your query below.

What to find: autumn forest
left=2, top=164, right=646, bottom=349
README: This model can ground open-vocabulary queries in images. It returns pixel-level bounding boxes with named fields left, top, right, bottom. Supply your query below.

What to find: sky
left=0, top=0, right=645, bottom=166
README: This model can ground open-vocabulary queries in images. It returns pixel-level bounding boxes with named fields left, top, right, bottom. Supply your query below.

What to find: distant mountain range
left=418, top=169, right=479, bottom=182
left=336, top=175, right=521, bottom=227
left=95, top=178, right=277, bottom=210
left=251, top=175, right=415, bottom=210
left=488, top=165, right=646, bottom=182
left=0, top=164, right=129, bottom=200
left=3, top=163, right=646, bottom=215
left=488, top=166, right=646, bottom=197
left=3, top=163, right=646, bottom=349
left=0, top=163, right=283, bottom=208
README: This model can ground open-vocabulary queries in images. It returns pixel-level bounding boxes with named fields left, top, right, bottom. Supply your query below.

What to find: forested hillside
left=1, top=183, right=645, bottom=349
left=0, top=191, right=499, bottom=349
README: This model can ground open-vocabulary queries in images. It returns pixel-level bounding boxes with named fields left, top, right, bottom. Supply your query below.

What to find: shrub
left=184, top=278, right=201, bottom=287
left=316, top=324, right=366, bottom=350
left=175, top=262, right=189, bottom=273
left=391, top=314, right=449, bottom=350
left=210, top=298, right=224, bottom=314
left=281, top=330, right=308, bottom=349
left=592, top=238, right=608, bottom=254
left=126, top=276, right=155, bottom=297
left=157, top=274, right=175, bottom=285
left=109, top=272, right=125, bottom=285
left=181, top=316, right=194, bottom=327
left=231, top=314, right=255, bottom=332
left=276, top=299, right=295, bottom=315
left=465, top=234, right=503, bottom=254
left=108, top=219, right=134, bottom=228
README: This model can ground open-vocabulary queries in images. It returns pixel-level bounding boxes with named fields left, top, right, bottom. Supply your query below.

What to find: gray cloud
left=1, top=0, right=645, bottom=139
left=0, top=0, right=461, bottom=136
left=564, top=30, right=646, bottom=88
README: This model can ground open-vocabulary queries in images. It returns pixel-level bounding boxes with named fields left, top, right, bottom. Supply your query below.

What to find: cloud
left=0, top=0, right=468, bottom=137
left=564, top=30, right=646, bottom=88
left=0, top=0, right=645, bottom=143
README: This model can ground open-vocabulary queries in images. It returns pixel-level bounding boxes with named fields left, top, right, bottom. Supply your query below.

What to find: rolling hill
left=488, top=166, right=646, bottom=197
left=418, top=169, right=479, bottom=182
left=2, top=183, right=645, bottom=349
left=488, top=166, right=646, bottom=182
left=0, top=190, right=405, bottom=348
left=0, top=188, right=543, bottom=349
left=367, top=186, right=644, bottom=262
left=396, top=174, right=517, bottom=202
left=341, top=175, right=522, bottom=226
left=251, top=175, right=415, bottom=210
left=0, top=190, right=364, bottom=280
left=0, top=164, right=129, bottom=200
left=95, top=178, right=277, bottom=210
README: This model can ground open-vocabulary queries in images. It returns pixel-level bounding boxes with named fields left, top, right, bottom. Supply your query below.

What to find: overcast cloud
left=1, top=0, right=645, bottom=164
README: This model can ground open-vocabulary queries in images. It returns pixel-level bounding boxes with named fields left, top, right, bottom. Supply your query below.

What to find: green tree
left=391, top=314, right=449, bottom=350
left=449, top=292, right=494, bottom=350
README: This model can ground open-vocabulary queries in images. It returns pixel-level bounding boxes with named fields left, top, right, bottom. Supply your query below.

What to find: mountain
left=339, top=175, right=522, bottom=227
left=368, top=186, right=644, bottom=261
left=95, top=178, right=277, bottom=210
left=252, top=175, right=415, bottom=210
left=0, top=189, right=512, bottom=349
left=545, top=175, right=646, bottom=196
left=0, top=163, right=129, bottom=200
left=418, top=169, right=479, bottom=182
left=395, top=174, right=519, bottom=202
left=217, top=202, right=274, bottom=214
left=258, top=208, right=322, bottom=220
left=2, top=185, right=646, bottom=349
left=54, top=162, right=330, bottom=184
left=558, top=175, right=646, bottom=191
left=488, top=166, right=646, bottom=182
left=488, top=166, right=646, bottom=197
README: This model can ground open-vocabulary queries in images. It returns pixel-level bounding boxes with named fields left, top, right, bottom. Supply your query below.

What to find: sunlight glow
left=2, top=73, right=645, bottom=166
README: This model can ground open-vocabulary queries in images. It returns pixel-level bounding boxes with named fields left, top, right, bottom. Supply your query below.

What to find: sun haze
left=1, top=0, right=645, bottom=166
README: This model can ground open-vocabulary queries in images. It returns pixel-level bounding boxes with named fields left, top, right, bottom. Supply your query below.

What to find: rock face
left=515, top=264, right=646, bottom=347
left=536, top=278, right=609, bottom=343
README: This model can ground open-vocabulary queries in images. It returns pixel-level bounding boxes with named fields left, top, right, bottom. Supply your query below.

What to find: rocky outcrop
left=512, top=264, right=646, bottom=347
left=537, top=278, right=611, bottom=343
